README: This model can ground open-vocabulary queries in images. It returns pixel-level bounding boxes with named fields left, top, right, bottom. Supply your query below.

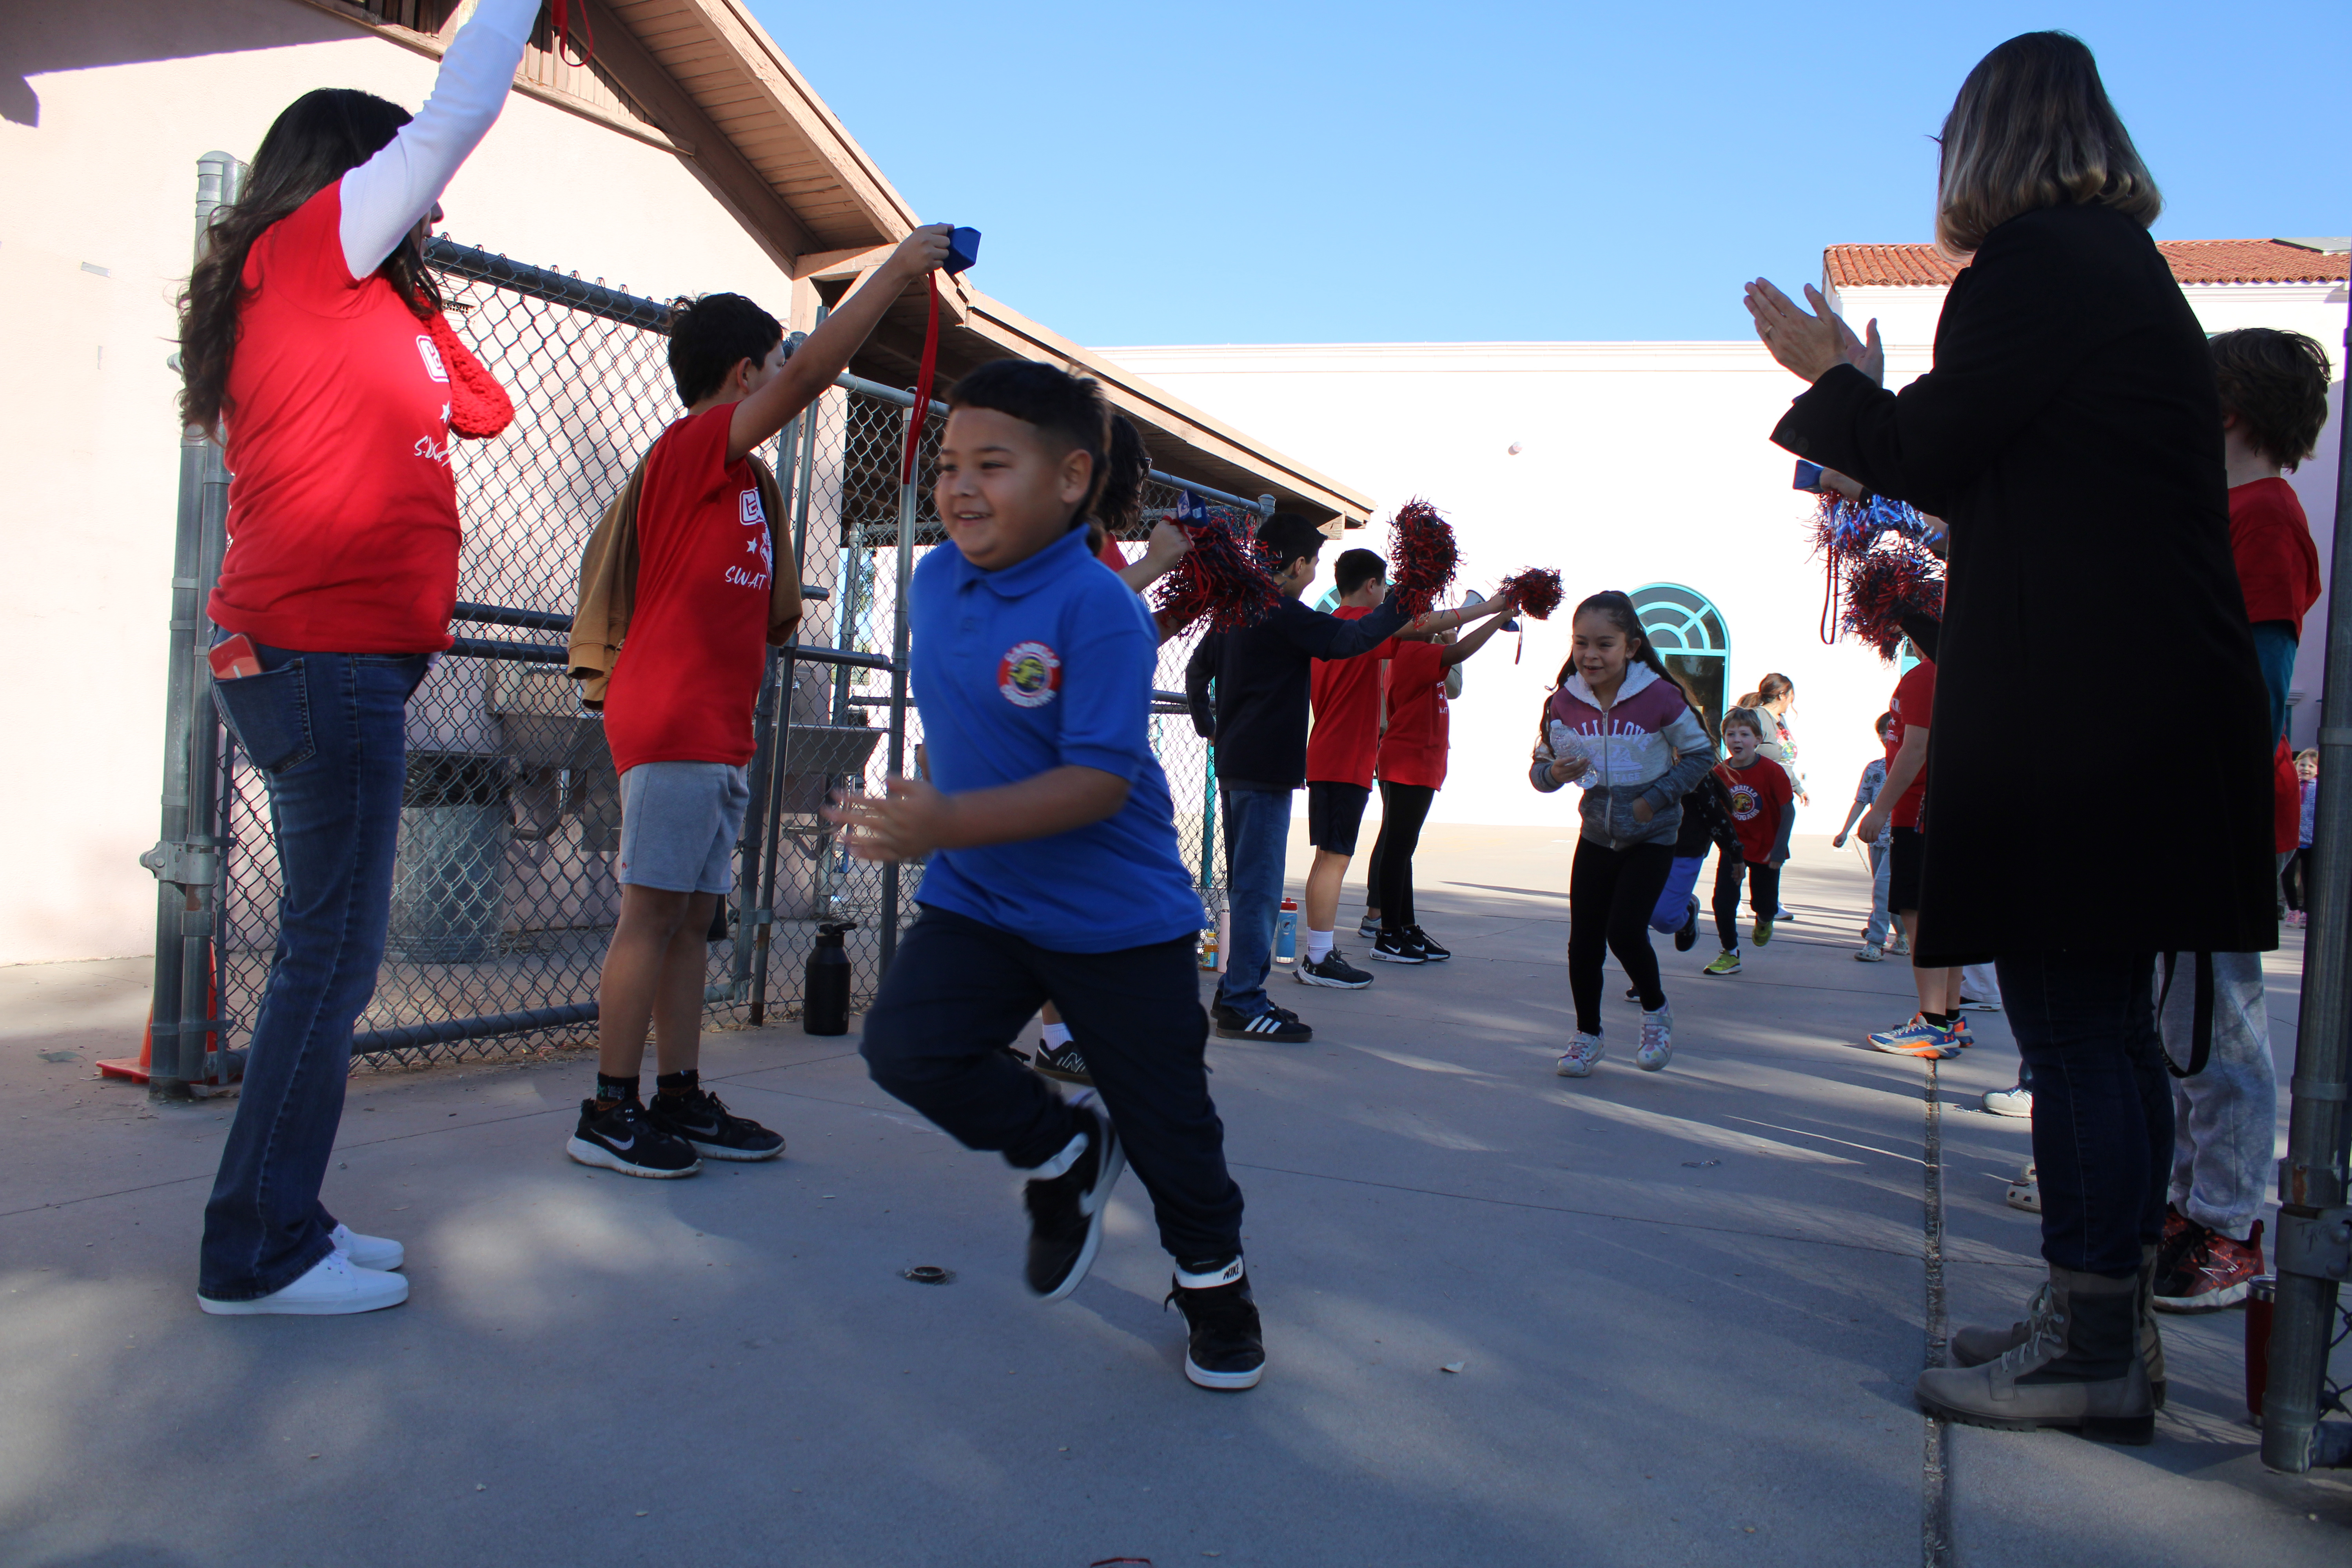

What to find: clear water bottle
left=1274, top=897, right=1299, bottom=963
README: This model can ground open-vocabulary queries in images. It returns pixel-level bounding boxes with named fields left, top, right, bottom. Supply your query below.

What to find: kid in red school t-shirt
left=600, top=405, right=776, bottom=773
left=1378, top=639, right=1451, bottom=789
left=1714, top=753, right=1794, bottom=864
left=1884, top=657, right=1936, bottom=830
left=1307, top=605, right=1397, bottom=788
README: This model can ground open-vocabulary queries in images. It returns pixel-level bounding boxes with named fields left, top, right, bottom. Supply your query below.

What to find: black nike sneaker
left=1674, top=898, right=1700, bottom=953
left=1401, top=925, right=1451, bottom=962
left=644, top=1086, right=785, bottom=1161
left=1024, top=1096, right=1125, bottom=1301
left=1166, top=1257, right=1265, bottom=1390
left=1032, top=1039, right=1093, bottom=1085
left=565, top=1096, right=702, bottom=1178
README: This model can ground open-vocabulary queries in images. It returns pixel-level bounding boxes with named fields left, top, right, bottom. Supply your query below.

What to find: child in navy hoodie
left=1532, top=591, right=1715, bottom=1078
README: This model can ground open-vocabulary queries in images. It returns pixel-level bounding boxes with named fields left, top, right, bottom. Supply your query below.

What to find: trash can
left=388, top=751, right=511, bottom=963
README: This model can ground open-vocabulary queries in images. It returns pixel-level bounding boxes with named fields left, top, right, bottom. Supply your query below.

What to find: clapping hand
left=1742, top=279, right=1884, bottom=387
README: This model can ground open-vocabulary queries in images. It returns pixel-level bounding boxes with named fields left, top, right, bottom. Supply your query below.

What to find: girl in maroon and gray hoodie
left=1532, top=592, right=1716, bottom=1078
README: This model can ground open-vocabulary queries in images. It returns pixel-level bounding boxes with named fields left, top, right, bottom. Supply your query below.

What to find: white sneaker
left=1555, top=1032, right=1606, bottom=1078
left=1854, top=943, right=1884, bottom=962
left=1956, top=996, right=2001, bottom=1013
left=1982, top=1086, right=2033, bottom=1119
left=2004, top=1162, right=2041, bottom=1214
left=198, top=1250, right=409, bottom=1316
left=329, top=1223, right=404, bottom=1271
left=1634, top=1007, right=1674, bottom=1071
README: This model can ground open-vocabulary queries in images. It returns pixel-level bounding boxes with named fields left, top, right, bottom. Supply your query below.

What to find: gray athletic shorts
left=617, top=761, right=750, bottom=895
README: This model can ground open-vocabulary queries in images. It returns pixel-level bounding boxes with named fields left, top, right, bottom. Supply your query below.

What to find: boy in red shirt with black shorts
left=1298, top=549, right=1402, bottom=986
left=568, top=226, right=952, bottom=1178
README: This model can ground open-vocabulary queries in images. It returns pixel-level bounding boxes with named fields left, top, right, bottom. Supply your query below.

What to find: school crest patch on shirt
left=998, top=641, right=1060, bottom=708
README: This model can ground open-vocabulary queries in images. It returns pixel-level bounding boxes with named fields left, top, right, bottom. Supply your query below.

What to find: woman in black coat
left=1745, top=31, right=2275, bottom=1444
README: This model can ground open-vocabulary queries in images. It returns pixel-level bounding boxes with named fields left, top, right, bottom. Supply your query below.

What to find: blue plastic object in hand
left=946, top=227, right=982, bottom=276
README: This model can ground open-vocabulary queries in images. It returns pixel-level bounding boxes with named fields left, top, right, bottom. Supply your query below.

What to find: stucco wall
left=0, top=0, right=803, bottom=964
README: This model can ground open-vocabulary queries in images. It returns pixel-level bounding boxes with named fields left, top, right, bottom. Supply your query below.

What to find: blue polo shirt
left=909, top=524, right=1204, bottom=953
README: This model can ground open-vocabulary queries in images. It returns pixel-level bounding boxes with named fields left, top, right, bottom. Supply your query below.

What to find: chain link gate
left=151, top=187, right=1245, bottom=1080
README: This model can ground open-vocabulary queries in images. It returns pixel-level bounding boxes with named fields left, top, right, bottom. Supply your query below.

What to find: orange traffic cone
left=101, top=946, right=220, bottom=1084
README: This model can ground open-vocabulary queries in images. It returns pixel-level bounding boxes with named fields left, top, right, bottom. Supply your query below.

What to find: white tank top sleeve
left=337, top=0, right=540, bottom=281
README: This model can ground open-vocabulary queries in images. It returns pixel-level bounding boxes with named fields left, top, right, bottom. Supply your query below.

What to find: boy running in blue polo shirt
left=828, top=359, right=1261, bottom=1392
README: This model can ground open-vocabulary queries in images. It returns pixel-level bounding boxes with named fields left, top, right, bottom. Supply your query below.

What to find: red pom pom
left=428, top=312, right=514, bottom=441
left=1387, top=499, right=1458, bottom=617
left=1841, top=541, right=1945, bottom=661
left=1152, top=508, right=1283, bottom=636
left=1498, top=567, right=1563, bottom=620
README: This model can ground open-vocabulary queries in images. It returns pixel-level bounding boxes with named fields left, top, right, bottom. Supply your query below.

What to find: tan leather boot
left=1947, top=1245, right=2166, bottom=1408
left=1918, top=1265, right=2154, bottom=1444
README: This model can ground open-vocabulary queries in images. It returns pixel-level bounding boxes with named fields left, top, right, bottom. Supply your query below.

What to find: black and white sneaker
left=1024, top=1096, right=1125, bottom=1301
left=1166, top=1257, right=1265, bottom=1390
left=566, top=1097, right=702, bottom=1178
left=1401, top=925, right=1450, bottom=961
left=1369, top=930, right=1426, bottom=964
left=1295, top=948, right=1372, bottom=988
left=644, top=1087, right=785, bottom=1161
left=1674, top=899, right=1700, bottom=953
left=1033, top=1039, right=1093, bottom=1085
left=1356, top=914, right=1382, bottom=939
left=1212, top=1003, right=1312, bottom=1043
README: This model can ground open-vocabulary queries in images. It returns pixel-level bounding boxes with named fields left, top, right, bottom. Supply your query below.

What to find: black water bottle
left=804, top=921, right=857, bottom=1036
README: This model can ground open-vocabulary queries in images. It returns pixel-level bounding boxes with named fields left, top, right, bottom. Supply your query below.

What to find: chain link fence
left=175, top=226, right=1240, bottom=1075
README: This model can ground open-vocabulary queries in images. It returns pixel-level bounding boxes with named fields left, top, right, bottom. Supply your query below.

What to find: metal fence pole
left=140, top=151, right=241, bottom=1101
left=877, top=403, right=919, bottom=974
left=2262, top=321, right=2352, bottom=1472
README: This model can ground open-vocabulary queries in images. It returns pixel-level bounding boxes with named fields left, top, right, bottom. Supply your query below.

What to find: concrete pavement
left=3, top=829, right=2347, bottom=1566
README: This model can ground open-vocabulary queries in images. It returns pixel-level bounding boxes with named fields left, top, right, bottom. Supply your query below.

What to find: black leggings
left=1712, top=857, right=1781, bottom=951
left=2283, top=847, right=2311, bottom=913
left=1365, top=781, right=1435, bottom=931
left=1568, top=838, right=1674, bottom=1033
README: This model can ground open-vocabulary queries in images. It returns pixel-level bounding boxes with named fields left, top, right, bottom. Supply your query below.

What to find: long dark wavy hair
left=178, top=89, right=443, bottom=436
left=1550, top=590, right=1700, bottom=709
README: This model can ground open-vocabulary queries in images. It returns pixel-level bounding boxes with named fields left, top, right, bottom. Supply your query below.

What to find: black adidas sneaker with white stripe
left=1212, top=1003, right=1312, bottom=1043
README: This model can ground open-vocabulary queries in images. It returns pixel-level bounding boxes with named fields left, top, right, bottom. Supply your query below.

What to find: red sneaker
left=2152, top=1218, right=2264, bottom=1312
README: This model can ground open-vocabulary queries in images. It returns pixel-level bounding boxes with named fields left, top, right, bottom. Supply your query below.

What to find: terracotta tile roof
left=1826, top=238, right=2350, bottom=289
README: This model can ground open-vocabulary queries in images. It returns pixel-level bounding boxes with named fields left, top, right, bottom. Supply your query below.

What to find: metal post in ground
left=140, top=152, right=240, bottom=1101
left=2262, top=312, right=2352, bottom=1473
left=877, top=403, right=919, bottom=975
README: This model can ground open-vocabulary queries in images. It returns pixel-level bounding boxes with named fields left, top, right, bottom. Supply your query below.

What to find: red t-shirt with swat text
left=209, top=183, right=466, bottom=653
left=1713, top=756, right=1793, bottom=863
left=2229, top=477, right=2321, bottom=632
left=1884, top=658, right=1936, bottom=829
left=1378, top=640, right=1451, bottom=788
left=1307, top=605, right=1396, bottom=786
left=602, top=407, right=774, bottom=773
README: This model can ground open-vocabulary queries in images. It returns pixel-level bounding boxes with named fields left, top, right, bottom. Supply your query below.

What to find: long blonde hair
left=1935, top=32, right=2160, bottom=258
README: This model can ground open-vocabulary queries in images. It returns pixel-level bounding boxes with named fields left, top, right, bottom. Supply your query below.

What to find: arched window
left=1632, top=583, right=1731, bottom=742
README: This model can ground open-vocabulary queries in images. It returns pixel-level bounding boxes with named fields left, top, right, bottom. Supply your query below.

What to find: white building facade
left=1109, top=239, right=2348, bottom=839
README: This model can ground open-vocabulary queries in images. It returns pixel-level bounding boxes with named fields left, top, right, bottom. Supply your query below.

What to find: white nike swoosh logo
left=606, top=1134, right=633, bottom=1152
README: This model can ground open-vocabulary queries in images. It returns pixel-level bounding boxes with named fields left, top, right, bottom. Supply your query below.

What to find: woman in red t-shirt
left=176, top=0, right=539, bottom=1318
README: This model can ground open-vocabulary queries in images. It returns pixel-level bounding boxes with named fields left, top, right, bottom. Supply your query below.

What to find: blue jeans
left=2251, top=621, right=2297, bottom=744
left=200, top=641, right=428, bottom=1300
left=1213, top=784, right=1292, bottom=1018
left=1648, top=852, right=1705, bottom=935
left=1996, top=951, right=2173, bottom=1279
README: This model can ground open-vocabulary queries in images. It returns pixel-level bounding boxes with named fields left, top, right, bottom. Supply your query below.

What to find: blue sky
left=746, top=1, right=2347, bottom=346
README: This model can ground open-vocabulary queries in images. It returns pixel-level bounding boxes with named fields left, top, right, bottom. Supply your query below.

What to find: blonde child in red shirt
left=1700, top=707, right=1793, bottom=976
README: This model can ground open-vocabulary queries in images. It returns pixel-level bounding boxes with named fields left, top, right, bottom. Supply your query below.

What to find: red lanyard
left=900, top=271, right=942, bottom=485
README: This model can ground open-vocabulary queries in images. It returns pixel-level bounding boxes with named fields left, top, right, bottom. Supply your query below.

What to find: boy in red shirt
left=1358, top=596, right=1516, bottom=963
left=1298, top=550, right=1408, bottom=985
left=1700, top=707, right=1793, bottom=976
left=1851, top=624, right=1965, bottom=1058
left=2149, top=328, right=2332, bottom=1307
left=568, top=226, right=952, bottom=1178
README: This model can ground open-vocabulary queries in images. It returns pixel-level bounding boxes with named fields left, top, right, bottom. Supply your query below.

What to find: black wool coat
left=1772, top=201, right=2276, bottom=965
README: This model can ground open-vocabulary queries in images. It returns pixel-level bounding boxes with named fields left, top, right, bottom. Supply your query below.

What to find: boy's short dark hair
left=666, top=292, right=784, bottom=407
left=946, top=359, right=1112, bottom=527
left=1332, top=548, right=1386, bottom=597
left=1876, top=710, right=1898, bottom=734
left=1257, top=512, right=1327, bottom=574
left=2210, top=328, right=2332, bottom=472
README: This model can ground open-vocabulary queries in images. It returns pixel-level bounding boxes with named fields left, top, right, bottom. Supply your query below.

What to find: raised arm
left=1439, top=596, right=1519, bottom=665
left=728, top=225, right=953, bottom=464
left=338, top=0, right=539, bottom=279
